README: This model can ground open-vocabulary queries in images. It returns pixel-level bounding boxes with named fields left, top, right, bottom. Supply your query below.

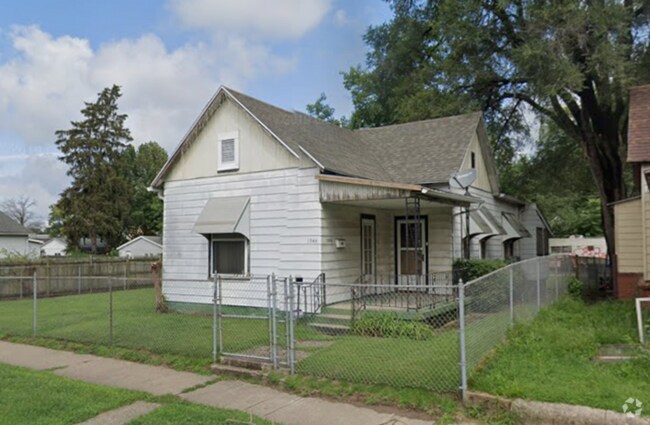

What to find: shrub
left=568, top=277, right=584, bottom=299
left=352, top=313, right=434, bottom=341
left=453, top=259, right=507, bottom=284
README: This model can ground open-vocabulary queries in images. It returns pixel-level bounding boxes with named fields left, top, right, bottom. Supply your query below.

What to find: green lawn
left=0, top=363, right=144, bottom=425
left=472, top=297, right=650, bottom=413
left=0, top=363, right=276, bottom=425
left=0, top=288, right=512, bottom=392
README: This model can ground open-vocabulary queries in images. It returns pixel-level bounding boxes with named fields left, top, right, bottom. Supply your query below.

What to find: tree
left=306, top=93, right=349, bottom=127
left=502, top=120, right=602, bottom=237
left=343, top=0, right=649, bottom=260
left=123, top=141, right=168, bottom=236
left=1, top=195, right=39, bottom=229
left=55, top=85, right=133, bottom=253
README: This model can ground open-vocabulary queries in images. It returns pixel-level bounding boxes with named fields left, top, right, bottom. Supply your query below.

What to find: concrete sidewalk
left=0, top=341, right=457, bottom=425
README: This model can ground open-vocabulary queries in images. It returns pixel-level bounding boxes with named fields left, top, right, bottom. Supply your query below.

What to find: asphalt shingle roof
left=227, top=88, right=481, bottom=185
left=0, top=211, right=30, bottom=235
left=153, top=87, right=484, bottom=188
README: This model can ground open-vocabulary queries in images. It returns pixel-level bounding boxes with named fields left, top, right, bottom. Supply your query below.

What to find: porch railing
left=352, top=272, right=457, bottom=317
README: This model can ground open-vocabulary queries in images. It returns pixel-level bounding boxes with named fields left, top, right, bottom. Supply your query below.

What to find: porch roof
left=316, top=175, right=480, bottom=208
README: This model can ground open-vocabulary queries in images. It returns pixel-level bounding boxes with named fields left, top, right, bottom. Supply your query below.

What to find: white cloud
left=0, top=153, right=68, bottom=222
left=0, top=25, right=299, bottom=217
left=0, top=26, right=296, bottom=152
left=168, top=0, right=331, bottom=40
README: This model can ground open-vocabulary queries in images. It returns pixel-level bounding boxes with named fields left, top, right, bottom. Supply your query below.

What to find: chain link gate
left=213, top=274, right=295, bottom=370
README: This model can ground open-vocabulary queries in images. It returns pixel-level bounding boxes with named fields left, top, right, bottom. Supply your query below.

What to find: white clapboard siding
left=162, top=167, right=322, bottom=304
left=520, top=204, right=547, bottom=260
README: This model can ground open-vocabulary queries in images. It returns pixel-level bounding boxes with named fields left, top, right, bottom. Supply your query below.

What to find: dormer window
left=218, top=131, right=239, bottom=171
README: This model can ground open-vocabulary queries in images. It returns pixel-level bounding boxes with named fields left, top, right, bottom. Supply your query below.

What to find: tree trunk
left=151, top=261, right=168, bottom=313
left=582, top=132, right=625, bottom=292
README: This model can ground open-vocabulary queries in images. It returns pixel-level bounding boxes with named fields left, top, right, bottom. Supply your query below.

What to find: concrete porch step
left=318, top=313, right=352, bottom=321
left=307, top=322, right=351, bottom=335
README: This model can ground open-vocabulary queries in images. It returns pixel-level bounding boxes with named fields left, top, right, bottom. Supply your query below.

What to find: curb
left=466, top=391, right=650, bottom=425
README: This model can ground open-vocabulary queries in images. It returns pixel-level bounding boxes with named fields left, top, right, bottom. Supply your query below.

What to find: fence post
left=108, top=278, right=113, bottom=345
left=509, top=267, right=514, bottom=324
left=217, top=275, right=223, bottom=359
left=212, top=274, right=218, bottom=364
left=284, top=277, right=291, bottom=369
left=458, top=278, right=467, bottom=402
left=289, top=277, right=296, bottom=374
left=536, top=260, right=541, bottom=311
left=32, top=272, right=37, bottom=337
left=78, top=264, right=82, bottom=295
left=266, top=274, right=273, bottom=367
left=124, top=259, right=128, bottom=290
left=271, top=273, right=278, bottom=370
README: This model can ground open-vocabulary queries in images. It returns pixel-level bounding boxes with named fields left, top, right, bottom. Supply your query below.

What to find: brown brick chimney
left=628, top=85, right=650, bottom=163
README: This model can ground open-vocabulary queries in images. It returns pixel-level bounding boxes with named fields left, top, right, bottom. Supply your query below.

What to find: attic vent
left=218, top=131, right=239, bottom=171
left=221, top=139, right=235, bottom=163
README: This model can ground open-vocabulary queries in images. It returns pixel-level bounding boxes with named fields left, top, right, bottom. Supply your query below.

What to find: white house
left=0, top=211, right=34, bottom=259
left=150, top=87, right=551, bottom=305
left=40, top=237, right=68, bottom=257
left=117, top=236, right=162, bottom=258
left=550, top=235, right=607, bottom=258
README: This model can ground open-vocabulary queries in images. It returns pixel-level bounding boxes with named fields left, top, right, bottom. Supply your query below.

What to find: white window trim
left=209, top=234, right=249, bottom=277
left=218, top=131, right=240, bottom=172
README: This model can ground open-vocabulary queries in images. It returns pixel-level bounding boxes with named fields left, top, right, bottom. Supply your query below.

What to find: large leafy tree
left=502, top=121, right=602, bottom=237
left=55, top=85, right=133, bottom=253
left=344, top=0, right=649, bottom=260
left=122, top=141, right=168, bottom=236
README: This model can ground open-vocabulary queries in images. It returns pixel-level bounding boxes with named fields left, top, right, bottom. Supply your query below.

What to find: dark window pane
left=212, top=240, right=245, bottom=274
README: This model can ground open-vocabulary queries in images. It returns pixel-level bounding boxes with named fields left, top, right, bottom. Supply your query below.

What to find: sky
left=0, top=0, right=393, bottom=224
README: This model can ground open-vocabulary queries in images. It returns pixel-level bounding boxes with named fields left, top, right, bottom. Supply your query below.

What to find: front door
left=361, top=216, right=376, bottom=281
left=396, top=218, right=427, bottom=287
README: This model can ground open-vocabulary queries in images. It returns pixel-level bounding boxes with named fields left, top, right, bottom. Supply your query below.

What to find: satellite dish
left=449, top=169, right=477, bottom=191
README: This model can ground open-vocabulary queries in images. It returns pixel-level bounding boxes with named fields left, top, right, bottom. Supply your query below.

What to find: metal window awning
left=502, top=212, right=531, bottom=240
left=193, top=196, right=250, bottom=238
left=469, top=210, right=492, bottom=236
left=480, top=207, right=507, bottom=235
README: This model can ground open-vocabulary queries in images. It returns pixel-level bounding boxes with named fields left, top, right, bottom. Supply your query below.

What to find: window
left=504, top=240, right=515, bottom=260
left=210, top=234, right=248, bottom=275
left=536, top=227, right=549, bottom=256
left=218, top=131, right=239, bottom=171
left=470, top=151, right=476, bottom=169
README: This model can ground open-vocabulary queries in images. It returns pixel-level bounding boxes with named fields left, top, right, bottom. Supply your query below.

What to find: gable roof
left=0, top=211, right=30, bottom=235
left=628, top=85, right=650, bottom=163
left=117, top=235, right=162, bottom=251
left=152, top=86, right=486, bottom=188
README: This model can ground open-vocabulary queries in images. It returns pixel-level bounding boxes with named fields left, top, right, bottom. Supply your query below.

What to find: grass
left=0, top=363, right=274, bottom=425
left=0, top=362, right=145, bottom=425
left=472, top=296, right=650, bottom=413
left=0, top=288, right=471, bottom=390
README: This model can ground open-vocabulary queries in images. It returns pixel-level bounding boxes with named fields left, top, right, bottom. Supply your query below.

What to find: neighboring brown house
left=613, top=84, right=650, bottom=298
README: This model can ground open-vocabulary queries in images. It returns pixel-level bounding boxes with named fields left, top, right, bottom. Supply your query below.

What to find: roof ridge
left=224, top=86, right=295, bottom=117
left=355, top=111, right=482, bottom=132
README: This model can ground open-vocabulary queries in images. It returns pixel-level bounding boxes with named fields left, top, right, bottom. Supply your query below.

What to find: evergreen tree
left=55, top=85, right=133, bottom=253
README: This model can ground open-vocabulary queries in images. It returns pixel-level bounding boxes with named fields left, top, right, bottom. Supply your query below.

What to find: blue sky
left=0, top=0, right=393, bottom=222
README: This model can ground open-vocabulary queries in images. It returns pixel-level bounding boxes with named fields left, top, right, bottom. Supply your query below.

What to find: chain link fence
left=459, top=255, right=573, bottom=397
left=0, top=255, right=574, bottom=395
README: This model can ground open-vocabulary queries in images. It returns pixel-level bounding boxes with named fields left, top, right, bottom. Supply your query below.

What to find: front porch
left=315, top=175, right=476, bottom=314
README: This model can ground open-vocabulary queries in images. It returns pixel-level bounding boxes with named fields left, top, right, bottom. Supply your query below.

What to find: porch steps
left=307, top=322, right=351, bottom=335
left=318, top=313, right=352, bottom=321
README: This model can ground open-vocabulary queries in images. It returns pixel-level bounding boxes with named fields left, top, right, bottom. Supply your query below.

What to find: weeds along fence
left=0, top=254, right=574, bottom=397
left=0, top=257, right=155, bottom=299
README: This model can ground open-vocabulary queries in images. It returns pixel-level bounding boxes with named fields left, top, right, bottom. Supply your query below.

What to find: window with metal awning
left=193, top=196, right=251, bottom=239
left=502, top=212, right=531, bottom=240
left=468, top=207, right=506, bottom=239
left=193, top=196, right=251, bottom=275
